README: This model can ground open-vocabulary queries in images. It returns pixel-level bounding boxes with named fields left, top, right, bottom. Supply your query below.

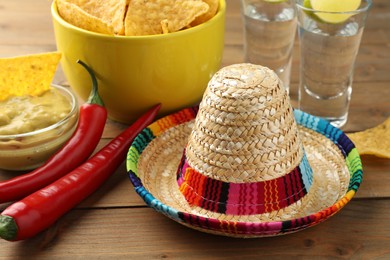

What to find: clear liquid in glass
left=242, top=2, right=296, bottom=92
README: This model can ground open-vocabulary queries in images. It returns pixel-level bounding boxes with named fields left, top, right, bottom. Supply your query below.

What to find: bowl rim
left=51, top=0, right=226, bottom=39
left=0, top=84, right=78, bottom=139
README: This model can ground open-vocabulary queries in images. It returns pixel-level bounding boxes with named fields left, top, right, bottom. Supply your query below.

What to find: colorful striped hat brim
left=126, top=106, right=362, bottom=238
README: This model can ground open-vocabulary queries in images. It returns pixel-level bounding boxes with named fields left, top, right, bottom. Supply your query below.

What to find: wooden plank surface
left=1, top=200, right=389, bottom=259
left=0, top=0, right=389, bottom=258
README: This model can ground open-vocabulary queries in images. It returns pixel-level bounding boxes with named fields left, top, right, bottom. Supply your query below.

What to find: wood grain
left=0, top=200, right=389, bottom=259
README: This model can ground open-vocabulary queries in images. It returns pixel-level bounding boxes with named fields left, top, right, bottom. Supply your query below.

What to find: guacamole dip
left=0, top=87, right=72, bottom=135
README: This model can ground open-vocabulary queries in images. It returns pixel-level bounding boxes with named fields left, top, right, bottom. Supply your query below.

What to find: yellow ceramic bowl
left=51, top=0, right=226, bottom=123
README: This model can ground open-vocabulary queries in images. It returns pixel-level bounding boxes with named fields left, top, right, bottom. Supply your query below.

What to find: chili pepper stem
left=0, top=215, right=17, bottom=241
left=77, top=59, right=104, bottom=107
left=0, top=59, right=107, bottom=204
left=0, top=104, right=160, bottom=241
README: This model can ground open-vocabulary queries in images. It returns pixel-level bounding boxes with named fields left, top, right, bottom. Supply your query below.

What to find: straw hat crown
left=128, top=62, right=361, bottom=237
left=177, top=63, right=314, bottom=216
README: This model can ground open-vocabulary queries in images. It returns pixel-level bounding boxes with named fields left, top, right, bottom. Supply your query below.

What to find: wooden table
left=1, top=0, right=389, bottom=259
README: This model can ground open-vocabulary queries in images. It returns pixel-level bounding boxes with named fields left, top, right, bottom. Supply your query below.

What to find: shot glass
left=295, top=0, right=372, bottom=128
left=240, top=0, right=297, bottom=93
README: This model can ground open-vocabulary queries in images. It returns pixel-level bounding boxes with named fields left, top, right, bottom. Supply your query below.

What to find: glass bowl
left=0, top=84, right=79, bottom=171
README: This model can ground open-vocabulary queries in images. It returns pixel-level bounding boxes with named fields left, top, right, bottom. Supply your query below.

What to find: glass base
left=325, top=115, right=348, bottom=129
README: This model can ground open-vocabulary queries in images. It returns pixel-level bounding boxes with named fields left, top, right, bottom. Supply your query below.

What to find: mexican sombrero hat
left=126, top=63, right=362, bottom=238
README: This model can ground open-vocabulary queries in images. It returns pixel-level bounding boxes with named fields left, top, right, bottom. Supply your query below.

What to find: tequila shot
left=296, top=0, right=372, bottom=128
left=241, top=0, right=297, bottom=93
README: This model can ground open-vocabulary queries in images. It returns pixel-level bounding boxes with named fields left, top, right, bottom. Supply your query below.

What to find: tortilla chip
left=56, top=0, right=115, bottom=35
left=348, top=116, right=390, bottom=159
left=0, top=52, right=61, bottom=101
left=64, top=0, right=129, bottom=35
left=191, top=0, right=219, bottom=26
left=124, top=0, right=209, bottom=36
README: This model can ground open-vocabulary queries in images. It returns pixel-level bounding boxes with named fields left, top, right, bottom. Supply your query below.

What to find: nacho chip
left=124, top=0, right=209, bottom=36
left=64, top=0, right=129, bottom=35
left=348, top=116, right=390, bottom=159
left=56, top=0, right=115, bottom=35
left=161, top=19, right=170, bottom=34
left=191, top=0, right=219, bottom=26
left=0, top=52, right=61, bottom=101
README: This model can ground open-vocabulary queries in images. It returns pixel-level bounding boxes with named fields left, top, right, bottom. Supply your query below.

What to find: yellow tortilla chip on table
left=124, top=0, right=209, bottom=36
left=348, top=116, right=390, bottom=159
left=56, top=0, right=115, bottom=35
left=191, top=0, right=219, bottom=26
left=62, top=0, right=129, bottom=35
left=0, top=52, right=61, bottom=101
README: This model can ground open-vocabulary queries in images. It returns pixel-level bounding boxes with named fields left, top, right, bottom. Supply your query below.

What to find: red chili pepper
left=0, top=60, right=107, bottom=203
left=0, top=103, right=160, bottom=241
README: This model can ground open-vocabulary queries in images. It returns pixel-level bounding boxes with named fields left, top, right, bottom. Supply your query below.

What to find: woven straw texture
left=187, top=63, right=301, bottom=183
left=127, top=64, right=362, bottom=238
